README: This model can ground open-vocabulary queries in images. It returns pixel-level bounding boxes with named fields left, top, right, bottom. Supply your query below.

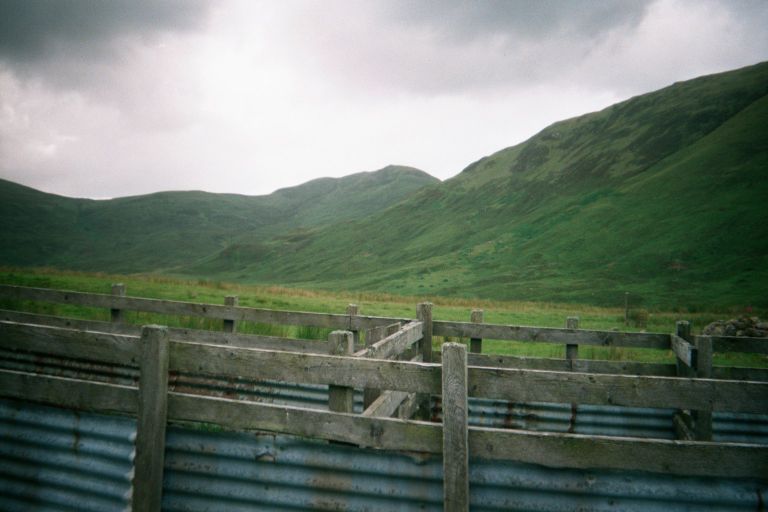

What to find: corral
left=0, top=284, right=767, bottom=511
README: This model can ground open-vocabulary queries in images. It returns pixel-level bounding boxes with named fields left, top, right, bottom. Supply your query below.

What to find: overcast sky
left=1, top=0, right=766, bottom=199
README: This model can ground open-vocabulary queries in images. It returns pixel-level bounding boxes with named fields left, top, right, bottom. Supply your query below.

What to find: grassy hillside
left=0, top=165, right=438, bottom=273
left=3, top=62, right=767, bottom=309
left=216, top=62, right=768, bottom=309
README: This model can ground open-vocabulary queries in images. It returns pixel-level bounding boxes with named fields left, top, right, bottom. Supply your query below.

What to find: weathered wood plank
left=0, top=310, right=329, bottom=353
left=693, top=335, right=714, bottom=441
left=133, top=326, right=170, bottom=512
left=415, top=303, right=434, bottom=421
left=468, top=427, right=768, bottom=479
left=361, top=322, right=402, bottom=408
left=361, top=390, right=410, bottom=418
left=0, top=369, right=137, bottom=414
left=468, top=367, right=768, bottom=414
left=712, top=366, right=768, bottom=381
left=710, top=335, right=768, bottom=355
left=0, top=285, right=352, bottom=328
left=463, top=352, right=678, bottom=376
left=328, top=331, right=354, bottom=413
left=169, top=342, right=442, bottom=394
left=671, top=334, right=697, bottom=368
left=353, top=321, right=422, bottom=360
left=433, top=319, right=671, bottom=349
left=167, top=392, right=443, bottom=453
left=673, top=411, right=695, bottom=441
left=0, top=321, right=141, bottom=365
left=442, top=343, right=469, bottom=511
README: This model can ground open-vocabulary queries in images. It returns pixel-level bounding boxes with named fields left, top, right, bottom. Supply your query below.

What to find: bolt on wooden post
left=470, top=309, right=483, bottom=354
left=110, top=283, right=126, bottom=323
left=328, top=330, right=355, bottom=413
left=441, top=342, right=469, bottom=511
left=223, top=296, right=238, bottom=333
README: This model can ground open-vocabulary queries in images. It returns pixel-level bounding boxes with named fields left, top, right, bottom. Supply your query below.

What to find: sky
left=0, top=0, right=767, bottom=199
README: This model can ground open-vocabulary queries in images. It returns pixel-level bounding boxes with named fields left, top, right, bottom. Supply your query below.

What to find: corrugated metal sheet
left=0, top=398, right=135, bottom=512
left=2, top=398, right=767, bottom=511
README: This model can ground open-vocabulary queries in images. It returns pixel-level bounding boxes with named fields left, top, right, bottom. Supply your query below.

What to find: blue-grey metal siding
left=0, top=399, right=135, bottom=512
left=1, top=399, right=767, bottom=512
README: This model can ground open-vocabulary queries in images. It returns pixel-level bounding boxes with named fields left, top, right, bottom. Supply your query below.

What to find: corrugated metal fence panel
left=162, top=427, right=444, bottom=511
left=447, top=398, right=679, bottom=440
left=469, top=458, right=768, bottom=511
left=0, top=398, right=135, bottom=512
left=2, top=398, right=767, bottom=511
left=714, top=411, right=768, bottom=445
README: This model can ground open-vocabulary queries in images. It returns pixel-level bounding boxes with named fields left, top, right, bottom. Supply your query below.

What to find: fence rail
left=2, top=285, right=768, bottom=511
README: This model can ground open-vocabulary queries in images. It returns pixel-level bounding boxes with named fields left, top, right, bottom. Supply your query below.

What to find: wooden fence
left=1, top=284, right=768, bottom=511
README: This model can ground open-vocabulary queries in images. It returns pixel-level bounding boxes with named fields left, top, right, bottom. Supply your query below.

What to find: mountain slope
left=0, top=165, right=438, bottom=273
left=215, top=62, right=768, bottom=308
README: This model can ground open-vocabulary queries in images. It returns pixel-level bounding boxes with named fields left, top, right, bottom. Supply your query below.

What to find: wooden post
left=111, top=283, right=126, bottom=323
left=417, top=302, right=433, bottom=363
left=675, top=321, right=694, bottom=378
left=470, top=309, right=483, bottom=354
left=363, top=325, right=385, bottom=409
left=133, top=326, right=170, bottom=512
left=694, top=335, right=714, bottom=441
left=441, top=342, right=469, bottom=511
left=416, top=303, right=434, bottom=421
left=346, top=304, right=361, bottom=349
left=223, top=296, right=238, bottom=333
left=565, top=316, right=579, bottom=371
left=328, top=330, right=355, bottom=413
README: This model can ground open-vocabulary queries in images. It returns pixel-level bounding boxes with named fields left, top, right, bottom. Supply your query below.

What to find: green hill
left=2, top=62, right=767, bottom=309
left=204, top=62, right=768, bottom=309
left=0, top=165, right=438, bottom=273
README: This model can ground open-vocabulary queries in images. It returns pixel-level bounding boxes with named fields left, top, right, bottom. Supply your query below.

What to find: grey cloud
left=0, top=0, right=211, bottom=83
left=377, top=0, right=651, bottom=43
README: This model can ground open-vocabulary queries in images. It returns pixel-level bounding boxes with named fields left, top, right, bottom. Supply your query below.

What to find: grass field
left=2, top=266, right=765, bottom=368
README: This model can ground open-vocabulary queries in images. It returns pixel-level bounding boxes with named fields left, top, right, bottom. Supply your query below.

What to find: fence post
left=417, top=303, right=433, bottom=363
left=416, top=303, right=434, bottom=421
left=223, top=296, right=238, bottom=333
left=694, top=335, right=714, bottom=441
left=442, top=342, right=469, bottom=511
left=470, top=309, right=483, bottom=354
left=363, top=325, right=385, bottom=409
left=565, top=316, right=579, bottom=370
left=111, top=283, right=126, bottom=323
left=675, top=321, right=694, bottom=378
left=328, top=330, right=355, bottom=413
left=133, top=326, right=170, bottom=512
left=346, top=304, right=361, bottom=350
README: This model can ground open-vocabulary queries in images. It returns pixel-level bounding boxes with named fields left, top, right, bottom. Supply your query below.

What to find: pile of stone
left=703, top=317, right=768, bottom=337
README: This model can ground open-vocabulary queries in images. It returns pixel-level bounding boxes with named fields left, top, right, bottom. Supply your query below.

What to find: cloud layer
left=1, top=0, right=767, bottom=198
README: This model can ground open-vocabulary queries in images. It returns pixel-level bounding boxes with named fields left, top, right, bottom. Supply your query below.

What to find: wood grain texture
left=223, top=296, right=238, bottom=333
left=133, top=326, right=170, bottom=512
left=169, top=341, right=442, bottom=393
left=433, top=319, right=671, bottom=349
left=0, top=368, right=137, bottom=414
left=441, top=343, right=469, bottom=511
left=353, top=321, right=422, bottom=360
left=110, top=283, right=126, bottom=323
left=361, top=390, right=410, bottom=418
left=328, top=330, right=355, bottom=413
left=468, top=367, right=768, bottom=414
left=672, top=334, right=697, bottom=368
left=468, top=426, right=768, bottom=478
left=0, top=320, right=141, bottom=365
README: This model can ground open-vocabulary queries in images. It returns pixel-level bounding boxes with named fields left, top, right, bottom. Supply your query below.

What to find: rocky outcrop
left=703, top=317, right=768, bottom=337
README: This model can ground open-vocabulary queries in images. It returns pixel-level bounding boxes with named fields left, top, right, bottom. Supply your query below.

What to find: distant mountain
left=3, top=62, right=767, bottom=308
left=0, top=165, right=439, bottom=273
left=197, top=62, right=768, bottom=309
